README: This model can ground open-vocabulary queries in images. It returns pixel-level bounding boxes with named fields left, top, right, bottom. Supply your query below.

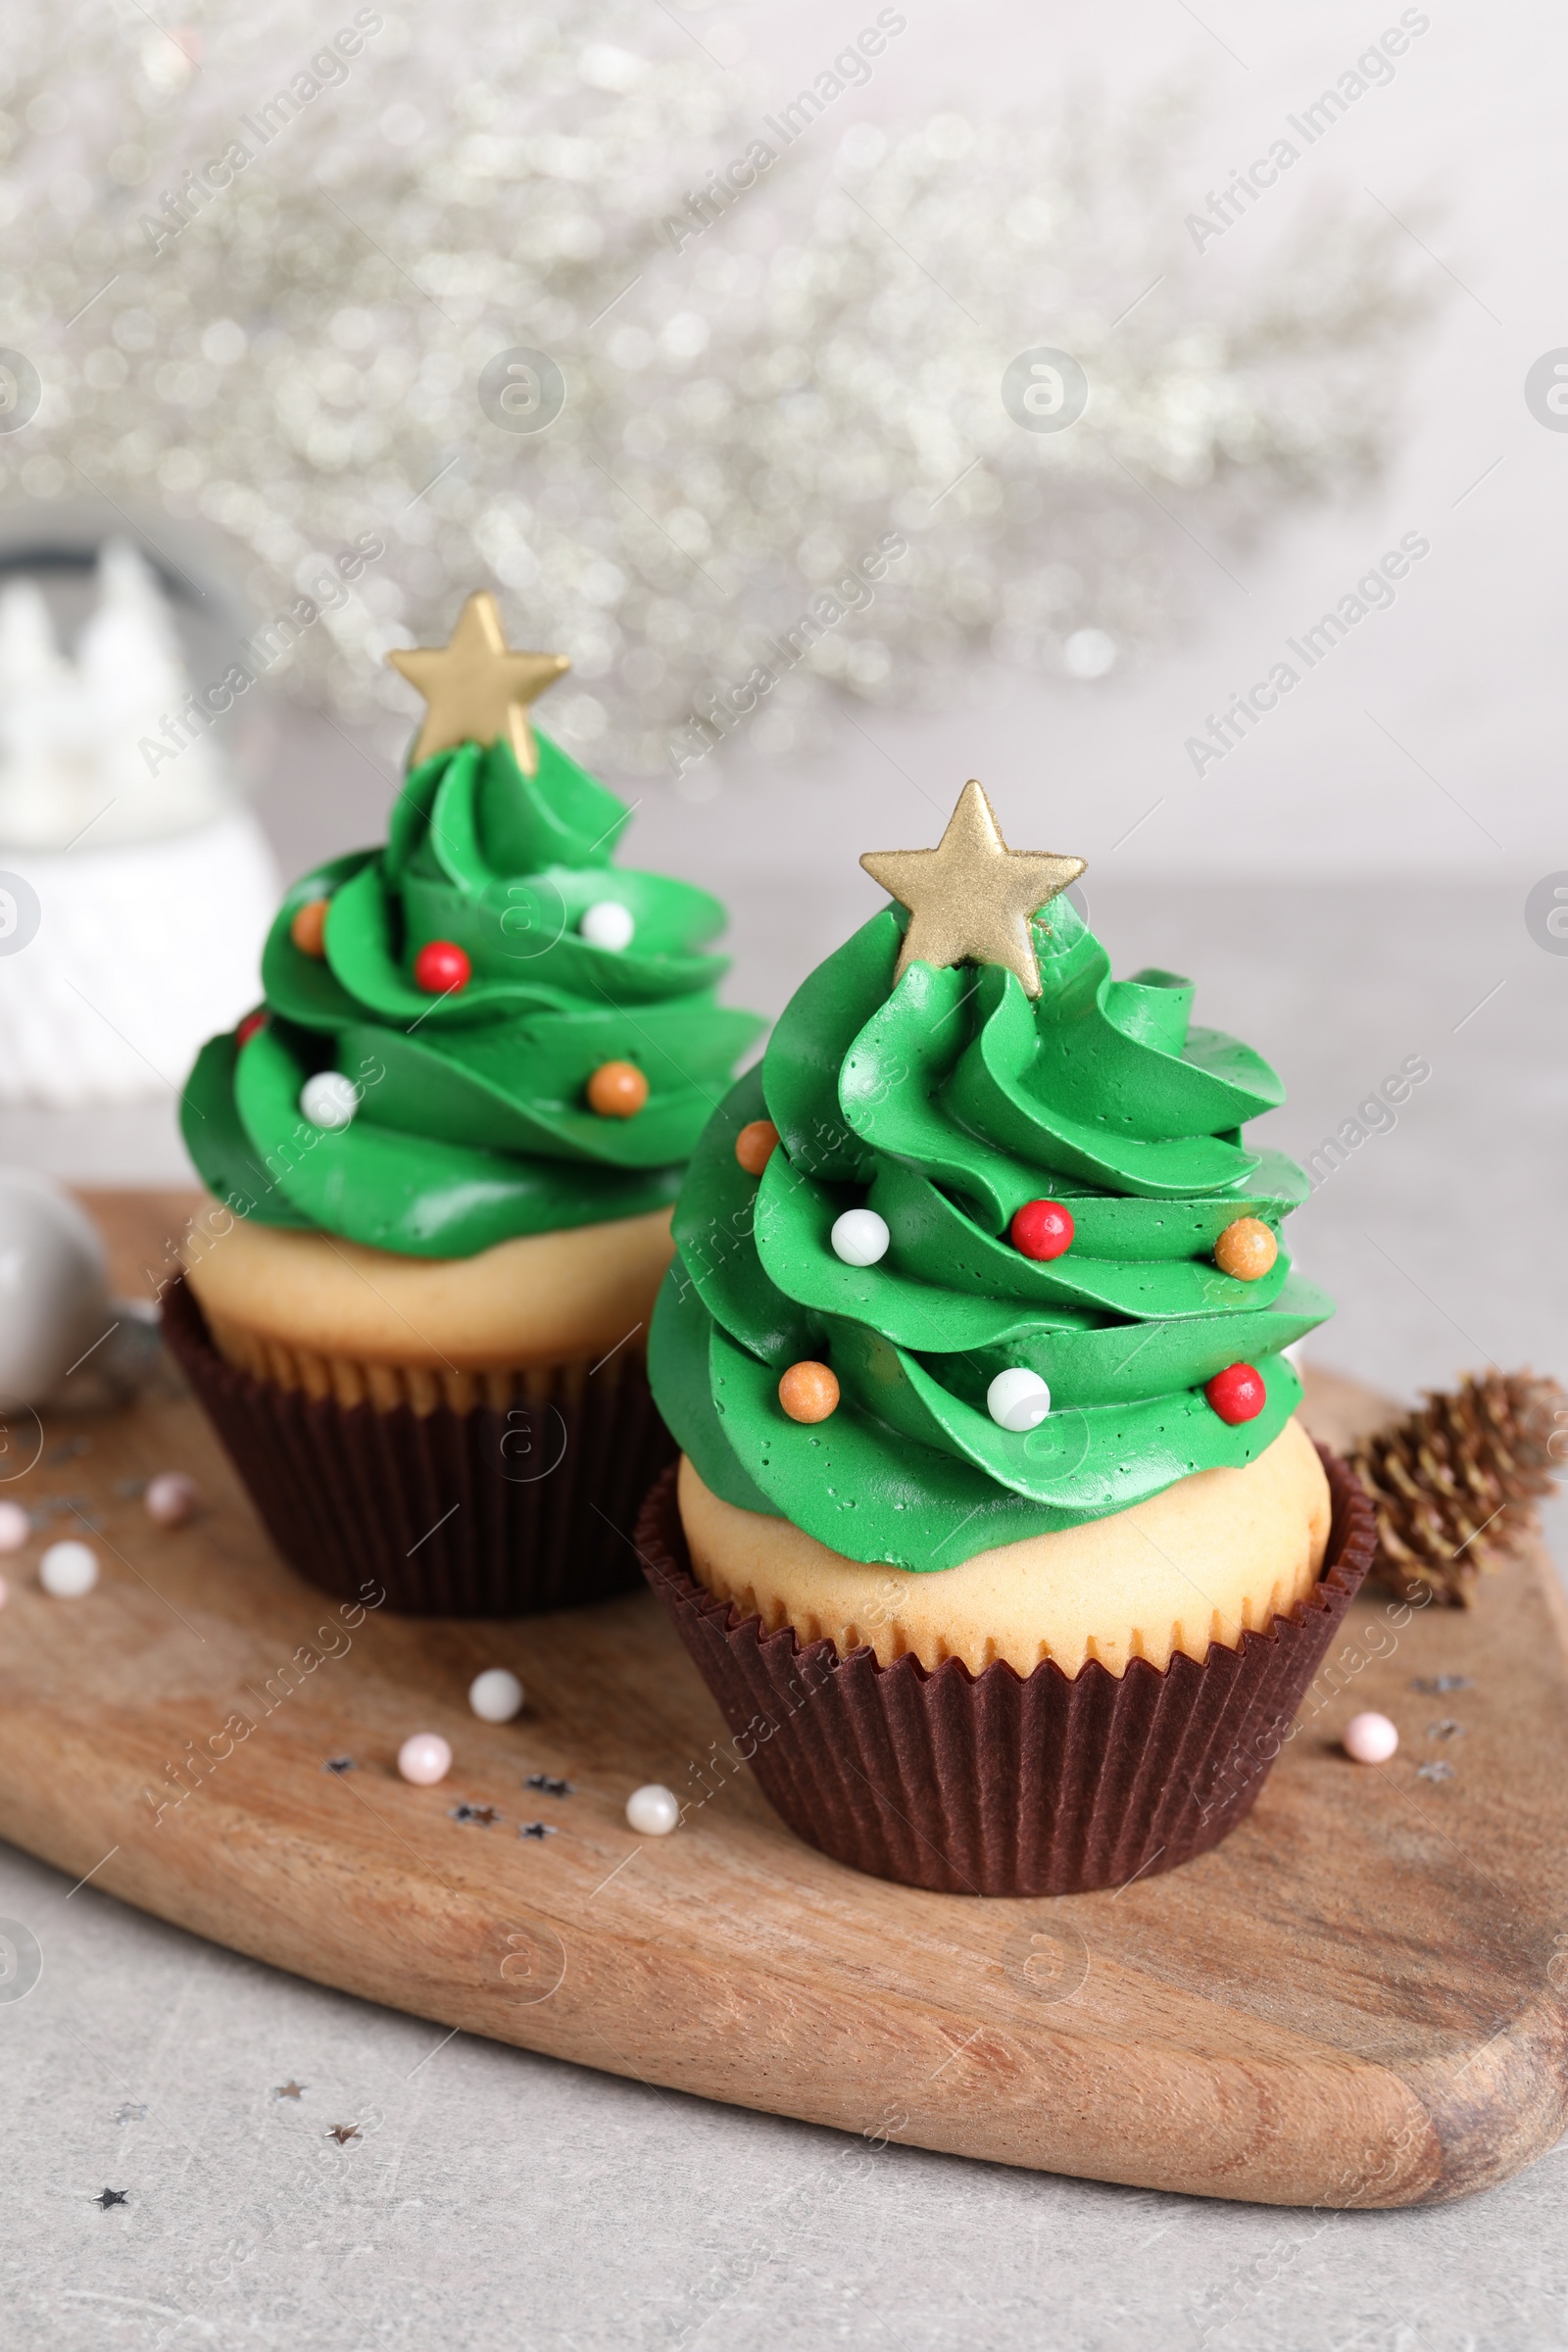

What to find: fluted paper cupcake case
left=163, top=1273, right=674, bottom=1616
left=634, top=1446, right=1376, bottom=1896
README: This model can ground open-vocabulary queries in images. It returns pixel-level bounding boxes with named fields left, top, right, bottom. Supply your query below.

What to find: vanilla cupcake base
left=635, top=1449, right=1376, bottom=1896
left=192, top=1326, right=588, bottom=1418
left=679, top=1417, right=1331, bottom=1680
left=184, top=1208, right=675, bottom=1411
left=165, top=1208, right=679, bottom=1616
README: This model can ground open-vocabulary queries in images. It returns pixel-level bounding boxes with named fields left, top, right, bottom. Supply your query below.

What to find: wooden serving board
left=0, top=1194, right=1565, bottom=2209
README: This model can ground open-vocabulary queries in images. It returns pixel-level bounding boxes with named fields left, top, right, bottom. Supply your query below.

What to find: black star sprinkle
left=94, top=2189, right=128, bottom=2209
left=326, top=2125, right=361, bottom=2145
left=1413, top=1675, right=1473, bottom=1694
left=524, top=1774, right=574, bottom=1798
left=113, top=2103, right=146, bottom=2125
left=1428, top=1719, right=1465, bottom=1740
left=274, top=2081, right=306, bottom=2100
left=1418, top=1760, right=1454, bottom=1783
left=451, top=1803, right=502, bottom=1827
left=517, top=1822, right=557, bottom=1840
left=323, top=1757, right=355, bottom=1775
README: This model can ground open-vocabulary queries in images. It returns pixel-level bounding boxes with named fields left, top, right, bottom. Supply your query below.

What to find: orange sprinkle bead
left=290, top=898, right=330, bottom=958
left=734, top=1119, right=780, bottom=1177
left=587, top=1059, right=650, bottom=1118
left=778, top=1360, right=839, bottom=1424
left=1214, top=1216, right=1278, bottom=1282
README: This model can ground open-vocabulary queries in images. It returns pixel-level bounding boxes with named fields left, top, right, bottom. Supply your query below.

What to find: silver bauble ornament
left=0, top=1169, right=112, bottom=1406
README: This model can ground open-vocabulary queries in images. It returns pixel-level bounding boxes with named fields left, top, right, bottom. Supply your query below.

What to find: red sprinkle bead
left=414, top=940, right=471, bottom=995
left=235, top=1009, right=268, bottom=1047
left=1205, top=1363, right=1266, bottom=1424
left=1010, top=1200, right=1075, bottom=1261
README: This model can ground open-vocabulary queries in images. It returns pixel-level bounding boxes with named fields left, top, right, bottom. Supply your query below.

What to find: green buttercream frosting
left=649, top=894, right=1332, bottom=1570
left=181, top=731, right=764, bottom=1256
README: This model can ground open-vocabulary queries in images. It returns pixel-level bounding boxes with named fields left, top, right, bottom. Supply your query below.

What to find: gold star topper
left=387, top=592, right=569, bottom=775
left=859, top=780, right=1086, bottom=1000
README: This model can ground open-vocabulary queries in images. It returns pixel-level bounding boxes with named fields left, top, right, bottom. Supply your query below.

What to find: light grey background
left=5, top=1, right=1568, bottom=2345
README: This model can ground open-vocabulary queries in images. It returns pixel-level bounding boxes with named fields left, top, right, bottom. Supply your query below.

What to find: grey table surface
left=4, top=825, right=1566, bottom=2351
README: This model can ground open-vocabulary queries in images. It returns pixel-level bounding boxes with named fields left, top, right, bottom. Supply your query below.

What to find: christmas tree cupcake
left=639, top=782, right=1373, bottom=1893
left=166, top=593, right=762, bottom=1614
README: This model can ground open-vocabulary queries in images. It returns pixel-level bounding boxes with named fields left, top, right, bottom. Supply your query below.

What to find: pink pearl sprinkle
left=397, top=1733, right=452, bottom=1787
left=1344, top=1711, right=1398, bottom=1765
left=145, top=1471, right=198, bottom=1528
left=0, top=1500, right=29, bottom=1554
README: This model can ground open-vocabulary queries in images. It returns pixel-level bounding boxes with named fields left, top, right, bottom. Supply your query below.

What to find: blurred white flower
left=0, top=0, right=1428, bottom=774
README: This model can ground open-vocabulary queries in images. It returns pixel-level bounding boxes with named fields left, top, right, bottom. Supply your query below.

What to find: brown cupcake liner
left=163, top=1273, right=675, bottom=1616
left=634, top=1446, right=1376, bottom=1896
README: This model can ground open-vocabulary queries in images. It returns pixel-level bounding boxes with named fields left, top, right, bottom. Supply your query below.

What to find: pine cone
left=1349, top=1370, right=1567, bottom=1605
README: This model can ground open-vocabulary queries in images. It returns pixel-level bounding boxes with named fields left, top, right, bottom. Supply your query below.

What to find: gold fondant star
left=859, top=780, right=1086, bottom=1000
left=387, top=591, right=569, bottom=775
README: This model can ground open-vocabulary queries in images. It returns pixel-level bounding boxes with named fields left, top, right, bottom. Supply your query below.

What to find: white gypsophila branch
left=0, top=0, right=1432, bottom=779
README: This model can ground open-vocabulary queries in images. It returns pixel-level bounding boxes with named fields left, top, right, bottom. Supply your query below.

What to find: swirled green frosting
left=181, top=731, right=763, bottom=1256
left=649, top=896, right=1332, bottom=1570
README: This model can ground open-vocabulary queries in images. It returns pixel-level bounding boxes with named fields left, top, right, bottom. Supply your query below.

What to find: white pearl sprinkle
left=40, top=1540, right=99, bottom=1598
left=0, top=1499, right=29, bottom=1553
left=1343, top=1711, right=1398, bottom=1765
left=468, top=1668, right=525, bottom=1723
left=579, top=900, right=635, bottom=953
left=300, top=1070, right=359, bottom=1130
left=397, top=1733, right=452, bottom=1786
left=987, top=1367, right=1052, bottom=1432
left=830, top=1207, right=890, bottom=1267
left=145, top=1472, right=197, bottom=1528
left=626, top=1783, right=680, bottom=1836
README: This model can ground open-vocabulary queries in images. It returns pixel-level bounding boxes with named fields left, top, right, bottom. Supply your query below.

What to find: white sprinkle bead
left=397, top=1733, right=452, bottom=1786
left=579, top=900, right=635, bottom=953
left=40, top=1540, right=99, bottom=1598
left=0, top=1500, right=29, bottom=1553
left=300, top=1071, right=359, bottom=1130
left=468, top=1667, right=525, bottom=1723
left=987, top=1368, right=1053, bottom=1432
left=830, top=1208, right=890, bottom=1268
left=1344, top=1711, right=1398, bottom=1765
left=626, top=1783, right=680, bottom=1836
left=144, top=1471, right=198, bottom=1528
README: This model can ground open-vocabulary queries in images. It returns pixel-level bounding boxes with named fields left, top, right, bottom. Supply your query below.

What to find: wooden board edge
left=5, top=1762, right=1546, bottom=2212
left=1399, top=1990, right=1568, bottom=2207
left=6, top=1285, right=1564, bottom=2215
